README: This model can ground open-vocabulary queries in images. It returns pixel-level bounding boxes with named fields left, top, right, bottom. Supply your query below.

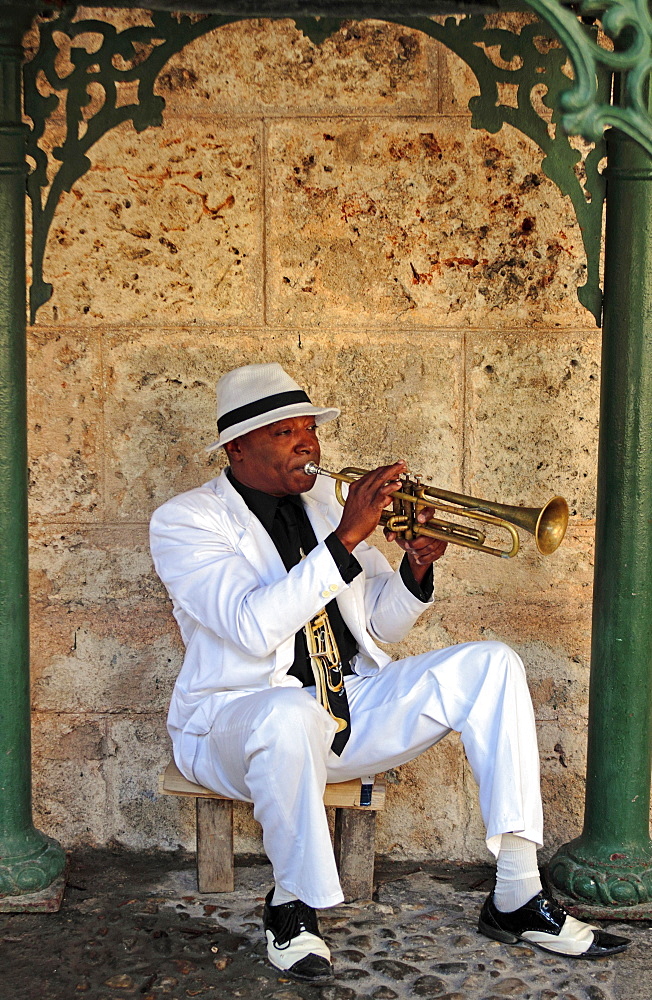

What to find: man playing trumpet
left=150, top=362, right=628, bottom=985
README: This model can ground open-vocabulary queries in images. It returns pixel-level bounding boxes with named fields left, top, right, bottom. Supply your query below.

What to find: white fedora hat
left=205, top=363, right=340, bottom=453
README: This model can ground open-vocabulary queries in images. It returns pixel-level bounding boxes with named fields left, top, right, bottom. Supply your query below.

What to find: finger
left=406, top=534, right=434, bottom=549
left=405, top=540, right=447, bottom=563
left=349, top=463, right=404, bottom=499
left=369, top=461, right=407, bottom=487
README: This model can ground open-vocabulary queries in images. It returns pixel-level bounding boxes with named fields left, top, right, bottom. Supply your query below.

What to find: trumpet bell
left=532, top=496, right=569, bottom=555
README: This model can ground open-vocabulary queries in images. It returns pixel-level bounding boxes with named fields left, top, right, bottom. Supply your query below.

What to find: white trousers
left=190, top=640, right=543, bottom=909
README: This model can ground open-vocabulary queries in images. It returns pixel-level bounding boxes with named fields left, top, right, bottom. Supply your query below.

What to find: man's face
left=225, top=415, right=320, bottom=496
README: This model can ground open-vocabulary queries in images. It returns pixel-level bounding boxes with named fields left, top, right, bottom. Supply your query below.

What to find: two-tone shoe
left=478, top=891, right=629, bottom=959
left=263, top=889, right=334, bottom=984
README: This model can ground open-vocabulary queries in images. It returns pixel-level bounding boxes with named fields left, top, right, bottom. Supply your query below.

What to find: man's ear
left=224, top=438, right=242, bottom=464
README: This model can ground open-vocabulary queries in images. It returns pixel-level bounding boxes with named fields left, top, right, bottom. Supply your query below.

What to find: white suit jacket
left=150, top=469, right=433, bottom=765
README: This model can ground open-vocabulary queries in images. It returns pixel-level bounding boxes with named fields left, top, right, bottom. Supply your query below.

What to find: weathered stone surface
left=490, top=979, right=530, bottom=995
left=103, top=714, right=196, bottom=850
left=30, top=595, right=179, bottom=714
left=320, top=987, right=357, bottom=1000
left=39, top=120, right=263, bottom=326
left=5, top=855, right=635, bottom=1000
left=337, top=966, right=371, bottom=980
left=466, top=332, right=601, bottom=520
left=27, top=327, right=102, bottom=520
left=32, top=713, right=109, bottom=845
left=29, top=524, right=165, bottom=606
left=156, top=18, right=438, bottom=115
left=266, top=118, right=591, bottom=330
left=374, top=738, right=469, bottom=860
left=25, top=11, right=602, bottom=857
left=102, top=328, right=462, bottom=520
left=434, top=962, right=468, bottom=974
left=338, top=949, right=367, bottom=963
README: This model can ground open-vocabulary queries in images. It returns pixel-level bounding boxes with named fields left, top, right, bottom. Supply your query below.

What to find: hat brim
left=205, top=402, right=340, bottom=454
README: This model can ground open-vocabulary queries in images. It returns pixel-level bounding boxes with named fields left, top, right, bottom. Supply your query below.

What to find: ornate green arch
left=24, top=0, right=650, bottom=326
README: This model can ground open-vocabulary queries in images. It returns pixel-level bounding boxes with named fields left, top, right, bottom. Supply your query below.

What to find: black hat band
left=218, top=389, right=312, bottom=434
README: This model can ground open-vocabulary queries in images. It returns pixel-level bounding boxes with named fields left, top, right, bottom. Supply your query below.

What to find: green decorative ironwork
left=24, top=7, right=242, bottom=322
left=25, top=6, right=610, bottom=322
left=527, top=0, right=652, bottom=155
left=400, top=13, right=608, bottom=321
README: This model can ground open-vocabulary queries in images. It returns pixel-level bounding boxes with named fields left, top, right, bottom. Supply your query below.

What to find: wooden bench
left=160, top=760, right=386, bottom=901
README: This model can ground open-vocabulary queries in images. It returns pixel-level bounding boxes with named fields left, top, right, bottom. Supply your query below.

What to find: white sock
left=494, top=833, right=542, bottom=912
left=271, top=885, right=299, bottom=906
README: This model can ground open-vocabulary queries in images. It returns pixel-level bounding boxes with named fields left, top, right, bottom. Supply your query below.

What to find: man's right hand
left=334, top=462, right=407, bottom=553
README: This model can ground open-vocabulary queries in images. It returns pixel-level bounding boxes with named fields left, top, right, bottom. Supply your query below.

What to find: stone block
left=29, top=524, right=164, bottom=606
left=27, top=327, right=102, bottom=521
left=155, top=18, right=438, bottom=116
left=430, top=591, right=592, bottom=661
left=540, top=766, right=587, bottom=849
left=376, top=737, right=472, bottom=860
left=266, top=117, right=592, bottom=329
left=102, top=327, right=262, bottom=521
left=289, top=331, right=464, bottom=486
left=233, top=803, right=264, bottom=855
left=430, top=520, right=595, bottom=606
left=466, top=331, right=601, bottom=520
left=32, top=712, right=110, bottom=845
left=104, top=714, right=195, bottom=850
left=30, top=595, right=181, bottom=714
left=37, top=119, right=263, bottom=326
left=101, top=328, right=462, bottom=519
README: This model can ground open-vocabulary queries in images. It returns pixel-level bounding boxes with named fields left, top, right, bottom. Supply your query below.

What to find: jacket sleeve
left=353, top=539, right=435, bottom=644
left=150, top=497, right=353, bottom=659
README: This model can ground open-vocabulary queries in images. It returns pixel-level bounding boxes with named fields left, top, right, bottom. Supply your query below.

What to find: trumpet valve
left=384, top=513, right=410, bottom=533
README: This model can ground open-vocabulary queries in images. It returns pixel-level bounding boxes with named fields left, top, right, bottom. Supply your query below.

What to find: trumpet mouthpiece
left=304, top=462, right=320, bottom=475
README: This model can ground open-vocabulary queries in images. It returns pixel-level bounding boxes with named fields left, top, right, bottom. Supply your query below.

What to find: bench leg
left=333, top=808, right=377, bottom=902
left=196, top=798, right=234, bottom=892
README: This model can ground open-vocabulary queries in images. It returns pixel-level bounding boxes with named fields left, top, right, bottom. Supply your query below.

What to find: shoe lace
left=271, top=900, right=320, bottom=950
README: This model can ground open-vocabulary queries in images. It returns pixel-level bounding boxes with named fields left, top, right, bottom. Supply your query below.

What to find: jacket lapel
left=212, top=471, right=287, bottom=584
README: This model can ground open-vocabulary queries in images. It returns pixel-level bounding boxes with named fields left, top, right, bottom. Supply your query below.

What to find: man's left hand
left=384, top=506, right=447, bottom=584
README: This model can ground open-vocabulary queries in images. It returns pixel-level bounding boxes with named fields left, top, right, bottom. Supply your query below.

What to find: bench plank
left=160, top=759, right=386, bottom=809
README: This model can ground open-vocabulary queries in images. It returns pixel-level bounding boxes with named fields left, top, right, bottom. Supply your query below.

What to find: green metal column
left=0, top=0, right=65, bottom=897
left=549, top=128, right=652, bottom=917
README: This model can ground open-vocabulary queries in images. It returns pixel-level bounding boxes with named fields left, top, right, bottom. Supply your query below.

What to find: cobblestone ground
left=0, top=850, right=649, bottom=1000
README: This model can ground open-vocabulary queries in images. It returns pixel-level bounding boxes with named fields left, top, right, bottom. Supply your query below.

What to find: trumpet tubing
left=304, top=462, right=569, bottom=559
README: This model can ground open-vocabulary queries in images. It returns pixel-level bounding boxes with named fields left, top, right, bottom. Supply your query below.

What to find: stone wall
left=25, top=8, right=600, bottom=862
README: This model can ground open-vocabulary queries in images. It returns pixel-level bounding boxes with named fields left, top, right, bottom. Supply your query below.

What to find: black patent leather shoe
left=263, top=889, right=334, bottom=983
left=478, top=891, right=629, bottom=958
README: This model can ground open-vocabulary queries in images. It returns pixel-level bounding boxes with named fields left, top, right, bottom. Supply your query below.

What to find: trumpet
left=304, top=462, right=569, bottom=559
